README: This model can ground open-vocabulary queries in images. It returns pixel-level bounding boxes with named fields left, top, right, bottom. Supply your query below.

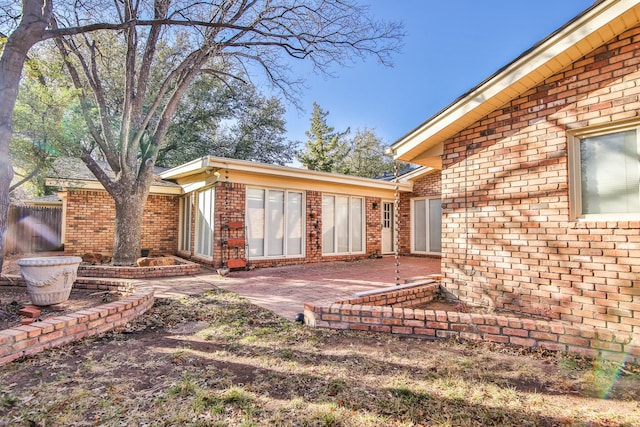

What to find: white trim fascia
left=391, top=0, right=640, bottom=160
left=161, top=155, right=414, bottom=193
left=398, top=166, right=436, bottom=182
left=45, top=178, right=183, bottom=195
left=157, top=157, right=211, bottom=180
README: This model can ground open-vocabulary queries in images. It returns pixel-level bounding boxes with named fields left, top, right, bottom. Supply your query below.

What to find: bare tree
left=0, top=0, right=403, bottom=267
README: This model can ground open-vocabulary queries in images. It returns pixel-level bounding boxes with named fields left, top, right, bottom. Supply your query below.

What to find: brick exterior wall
left=307, top=191, right=323, bottom=262
left=366, top=196, right=383, bottom=256
left=63, top=190, right=178, bottom=256
left=440, top=26, right=640, bottom=335
left=399, top=171, right=442, bottom=255
left=214, top=182, right=247, bottom=267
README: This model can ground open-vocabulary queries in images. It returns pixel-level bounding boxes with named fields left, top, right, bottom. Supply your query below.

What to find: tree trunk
left=112, top=192, right=148, bottom=266
left=0, top=0, right=52, bottom=272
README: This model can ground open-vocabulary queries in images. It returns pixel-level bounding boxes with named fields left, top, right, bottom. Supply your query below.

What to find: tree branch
left=8, top=164, right=41, bottom=193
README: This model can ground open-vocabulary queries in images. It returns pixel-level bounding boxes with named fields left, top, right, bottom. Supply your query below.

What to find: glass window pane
left=179, top=196, right=191, bottom=252
left=268, top=190, right=284, bottom=256
left=414, top=199, right=427, bottom=252
left=322, top=196, right=335, bottom=253
left=247, top=188, right=265, bottom=257
left=196, top=188, right=214, bottom=256
left=429, top=198, right=442, bottom=253
left=336, top=197, right=349, bottom=252
left=287, top=192, right=303, bottom=256
left=351, top=198, right=363, bottom=252
left=581, top=130, right=640, bottom=214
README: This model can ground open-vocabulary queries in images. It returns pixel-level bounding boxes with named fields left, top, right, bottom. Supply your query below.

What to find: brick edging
left=77, top=256, right=201, bottom=279
left=304, top=283, right=640, bottom=364
left=0, top=279, right=154, bottom=366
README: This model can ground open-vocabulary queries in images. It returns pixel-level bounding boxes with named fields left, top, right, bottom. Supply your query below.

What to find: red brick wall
left=307, top=191, right=322, bottom=262
left=63, top=190, right=178, bottom=256
left=214, top=182, right=247, bottom=267
left=440, top=26, right=640, bottom=334
left=366, top=196, right=382, bottom=256
left=399, top=171, right=442, bottom=255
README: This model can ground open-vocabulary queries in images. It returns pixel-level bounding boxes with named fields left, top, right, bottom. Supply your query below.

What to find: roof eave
left=391, top=0, right=640, bottom=165
left=46, top=179, right=183, bottom=195
left=163, top=155, right=414, bottom=193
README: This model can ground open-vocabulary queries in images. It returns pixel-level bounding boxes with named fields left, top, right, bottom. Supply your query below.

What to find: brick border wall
left=304, top=283, right=640, bottom=364
left=0, top=277, right=154, bottom=366
left=77, top=257, right=201, bottom=279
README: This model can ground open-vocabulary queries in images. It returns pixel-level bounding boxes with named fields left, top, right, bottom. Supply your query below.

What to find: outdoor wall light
left=310, top=210, right=317, bottom=219
left=372, top=201, right=379, bottom=209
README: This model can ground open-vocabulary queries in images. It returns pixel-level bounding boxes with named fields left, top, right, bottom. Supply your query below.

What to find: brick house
left=49, top=156, right=446, bottom=268
left=158, top=156, right=425, bottom=269
left=390, top=0, right=640, bottom=336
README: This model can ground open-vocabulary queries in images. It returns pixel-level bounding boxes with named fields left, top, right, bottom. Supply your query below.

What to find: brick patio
left=209, top=255, right=441, bottom=320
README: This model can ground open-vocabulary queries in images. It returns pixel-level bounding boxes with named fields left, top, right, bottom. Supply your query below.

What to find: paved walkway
left=152, top=256, right=441, bottom=320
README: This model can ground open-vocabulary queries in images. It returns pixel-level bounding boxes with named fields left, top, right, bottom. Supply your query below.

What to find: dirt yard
left=0, top=286, right=638, bottom=426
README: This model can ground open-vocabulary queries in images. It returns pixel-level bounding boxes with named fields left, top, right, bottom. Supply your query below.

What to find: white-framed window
left=411, top=197, right=441, bottom=254
left=322, top=195, right=365, bottom=255
left=178, top=194, right=193, bottom=253
left=195, top=187, right=215, bottom=258
left=569, top=122, right=640, bottom=220
left=246, top=187, right=304, bottom=258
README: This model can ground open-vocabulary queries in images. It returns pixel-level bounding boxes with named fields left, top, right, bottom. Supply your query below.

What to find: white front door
left=381, top=201, right=395, bottom=254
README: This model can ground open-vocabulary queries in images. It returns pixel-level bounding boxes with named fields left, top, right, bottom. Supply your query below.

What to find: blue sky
left=281, top=0, right=595, bottom=147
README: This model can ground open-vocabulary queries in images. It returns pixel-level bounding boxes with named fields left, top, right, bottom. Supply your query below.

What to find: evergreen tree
left=297, top=102, right=349, bottom=172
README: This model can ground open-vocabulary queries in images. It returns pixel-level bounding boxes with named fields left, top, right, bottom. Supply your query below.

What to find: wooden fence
left=5, top=205, right=62, bottom=254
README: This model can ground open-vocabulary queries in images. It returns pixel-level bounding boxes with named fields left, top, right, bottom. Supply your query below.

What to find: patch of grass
left=168, top=376, right=199, bottom=397
left=0, top=390, right=18, bottom=409
left=0, top=288, right=638, bottom=426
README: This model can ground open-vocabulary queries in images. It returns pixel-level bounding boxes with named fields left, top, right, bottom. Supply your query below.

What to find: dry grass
left=0, top=287, right=639, bottom=426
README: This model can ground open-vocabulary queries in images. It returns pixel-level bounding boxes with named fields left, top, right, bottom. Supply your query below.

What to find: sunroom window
left=570, top=124, right=640, bottom=219
left=195, top=187, right=215, bottom=258
left=411, top=197, right=441, bottom=254
left=322, top=195, right=364, bottom=255
left=246, top=188, right=304, bottom=258
left=178, top=194, right=193, bottom=253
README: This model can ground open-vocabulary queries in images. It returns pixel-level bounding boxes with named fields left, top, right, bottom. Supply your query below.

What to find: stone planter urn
left=17, top=256, right=82, bottom=306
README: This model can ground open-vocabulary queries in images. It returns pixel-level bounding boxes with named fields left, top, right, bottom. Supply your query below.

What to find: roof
left=46, top=157, right=181, bottom=194
left=160, top=156, right=414, bottom=197
left=390, top=0, right=640, bottom=167
left=22, top=194, right=63, bottom=206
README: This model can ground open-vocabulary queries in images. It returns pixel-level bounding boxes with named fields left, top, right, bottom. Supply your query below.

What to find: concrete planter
left=17, top=256, right=82, bottom=306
